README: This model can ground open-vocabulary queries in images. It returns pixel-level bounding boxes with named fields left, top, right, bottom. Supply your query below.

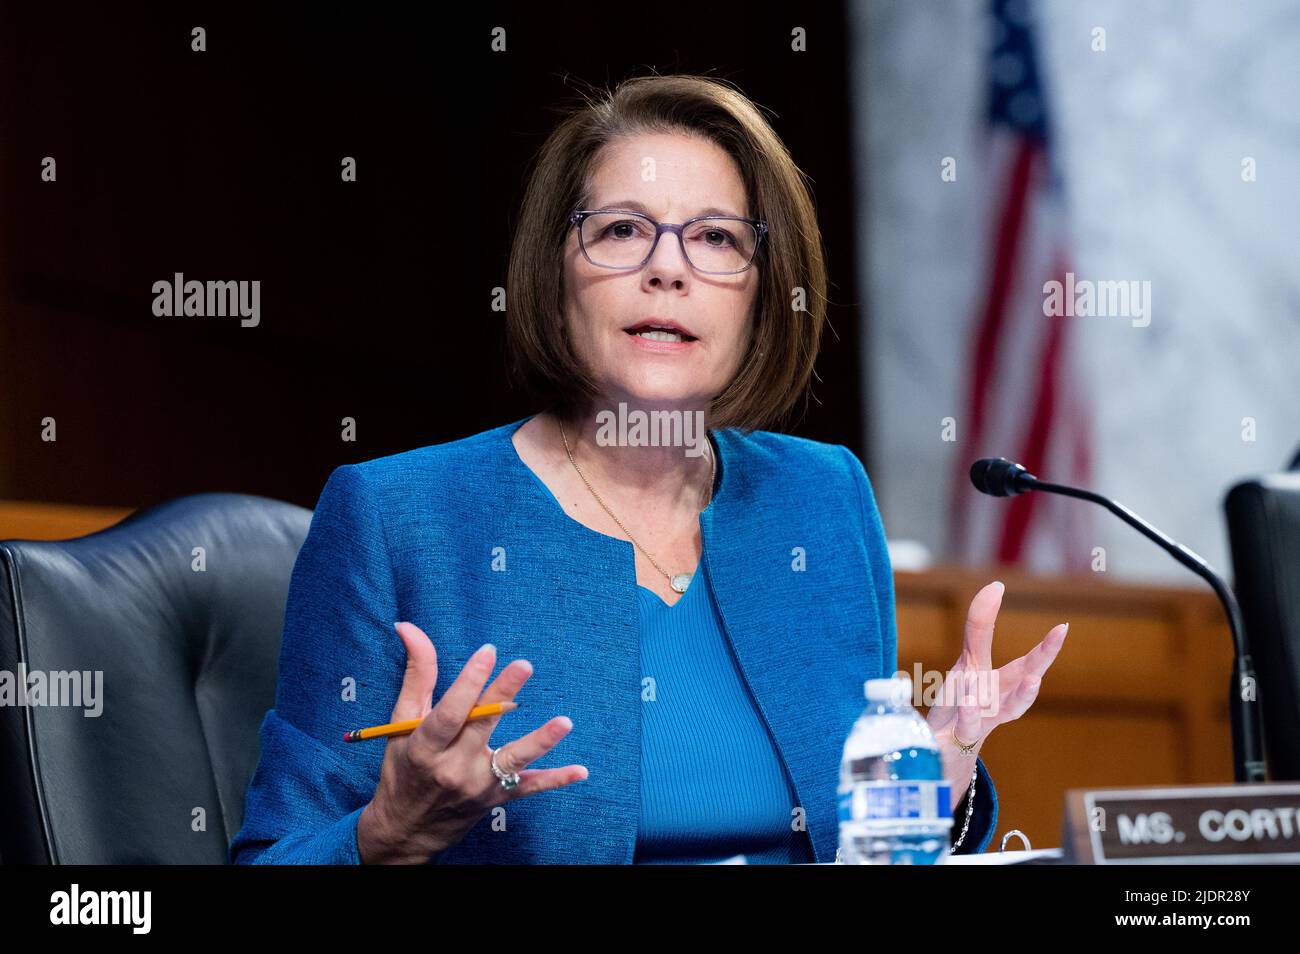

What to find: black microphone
left=969, top=457, right=1035, bottom=497
left=969, top=457, right=1268, bottom=784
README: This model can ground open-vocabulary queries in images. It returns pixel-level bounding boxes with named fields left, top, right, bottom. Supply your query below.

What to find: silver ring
left=490, top=746, right=521, bottom=791
left=1000, top=829, right=1032, bottom=852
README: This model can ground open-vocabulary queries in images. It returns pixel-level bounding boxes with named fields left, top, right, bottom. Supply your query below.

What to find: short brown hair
left=505, top=73, right=828, bottom=433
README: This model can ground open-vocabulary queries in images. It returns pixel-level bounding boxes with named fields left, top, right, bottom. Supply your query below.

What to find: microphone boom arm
left=973, top=460, right=1268, bottom=784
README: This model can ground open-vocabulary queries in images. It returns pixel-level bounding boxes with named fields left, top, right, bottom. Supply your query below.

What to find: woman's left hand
left=924, top=580, right=1069, bottom=808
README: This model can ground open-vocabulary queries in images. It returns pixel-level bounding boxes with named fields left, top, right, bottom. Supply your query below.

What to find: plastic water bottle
left=837, top=676, right=952, bottom=864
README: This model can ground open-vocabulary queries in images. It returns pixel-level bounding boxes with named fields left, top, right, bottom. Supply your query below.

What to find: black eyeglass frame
left=568, top=208, right=769, bottom=275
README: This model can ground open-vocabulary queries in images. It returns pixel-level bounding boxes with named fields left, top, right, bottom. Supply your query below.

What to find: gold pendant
left=670, top=573, right=691, bottom=593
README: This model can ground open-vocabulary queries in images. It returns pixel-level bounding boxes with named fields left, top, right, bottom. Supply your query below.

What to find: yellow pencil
left=343, top=701, right=519, bottom=742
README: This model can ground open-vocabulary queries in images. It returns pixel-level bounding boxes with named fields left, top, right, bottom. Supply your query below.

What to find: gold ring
left=951, top=729, right=979, bottom=756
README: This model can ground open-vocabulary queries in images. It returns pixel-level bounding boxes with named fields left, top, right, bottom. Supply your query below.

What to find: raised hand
left=924, top=581, right=1068, bottom=807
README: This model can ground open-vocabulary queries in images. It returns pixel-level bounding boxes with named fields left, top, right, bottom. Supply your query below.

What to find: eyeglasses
left=568, top=209, right=768, bottom=275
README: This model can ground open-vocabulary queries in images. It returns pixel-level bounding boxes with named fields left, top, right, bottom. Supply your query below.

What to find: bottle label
left=838, top=780, right=953, bottom=825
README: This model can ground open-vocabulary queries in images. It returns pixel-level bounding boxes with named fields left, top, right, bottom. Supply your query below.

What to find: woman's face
left=562, top=132, right=759, bottom=416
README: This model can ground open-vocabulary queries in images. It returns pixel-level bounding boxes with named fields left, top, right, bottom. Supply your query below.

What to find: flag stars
left=992, top=52, right=1026, bottom=87
left=1007, top=91, right=1042, bottom=126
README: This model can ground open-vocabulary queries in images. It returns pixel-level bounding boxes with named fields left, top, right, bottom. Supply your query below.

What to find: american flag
left=948, top=0, right=1095, bottom=573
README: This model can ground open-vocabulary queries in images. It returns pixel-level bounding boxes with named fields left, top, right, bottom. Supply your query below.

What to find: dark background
left=0, top=2, right=869, bottom=509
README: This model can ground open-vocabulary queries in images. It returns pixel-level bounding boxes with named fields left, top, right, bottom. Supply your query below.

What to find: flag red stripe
left=967, top=140, right=1040, bottom=441
left=950, top=138, right=1041, bottom=552
left=998, top=253, right=1068, bottom=562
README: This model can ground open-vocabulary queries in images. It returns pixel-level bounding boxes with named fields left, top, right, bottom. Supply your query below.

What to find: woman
left=229, top=74, right=1066, bottom=865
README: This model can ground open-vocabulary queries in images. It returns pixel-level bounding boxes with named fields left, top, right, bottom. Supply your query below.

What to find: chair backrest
left=1224, top=471, right=1300, bottom=781
left=0, top=493, right=310, bottom=863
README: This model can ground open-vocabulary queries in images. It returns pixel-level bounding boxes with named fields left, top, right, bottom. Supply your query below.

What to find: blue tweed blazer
left=230, top=415, right=997, bottom=863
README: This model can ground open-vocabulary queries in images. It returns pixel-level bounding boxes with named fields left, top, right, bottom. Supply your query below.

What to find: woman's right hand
left=356, top=621, right=589, bottom=864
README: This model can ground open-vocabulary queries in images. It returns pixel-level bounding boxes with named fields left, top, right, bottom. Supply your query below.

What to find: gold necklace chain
left=558, top=417, right=715, bottom=593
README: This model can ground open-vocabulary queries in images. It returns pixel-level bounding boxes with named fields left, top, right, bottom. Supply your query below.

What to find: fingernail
left=393, top=621, right=404, bottom=631
left=1061, top=622, right=1070, bottom=636
left=557, top=716, right=573, bottom=730
left=475, top=643, right=496, bottom=662
left=991, top=581, right=1005, bottom=595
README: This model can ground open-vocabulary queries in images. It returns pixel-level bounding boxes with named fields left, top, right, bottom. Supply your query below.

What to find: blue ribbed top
left=633, top=558, right=814, bottom=865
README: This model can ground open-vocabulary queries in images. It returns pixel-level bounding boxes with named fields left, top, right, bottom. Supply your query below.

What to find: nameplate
left=1062, top=782, right=1300, bottom=864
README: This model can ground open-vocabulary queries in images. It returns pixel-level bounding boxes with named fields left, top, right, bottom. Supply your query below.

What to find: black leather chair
left=1225, top=465, right=1300, bottom=781
left=0, top=493, right=309, bottom=863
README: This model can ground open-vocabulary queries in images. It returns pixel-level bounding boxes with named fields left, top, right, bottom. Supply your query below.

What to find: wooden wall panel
left=0, top=500, right=134, bottom=541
